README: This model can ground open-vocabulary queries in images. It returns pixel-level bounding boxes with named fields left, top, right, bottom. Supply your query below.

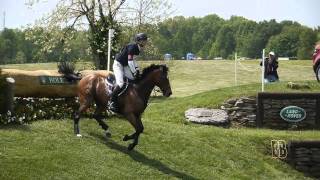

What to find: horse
left=60, top=63, right=172, bottom=150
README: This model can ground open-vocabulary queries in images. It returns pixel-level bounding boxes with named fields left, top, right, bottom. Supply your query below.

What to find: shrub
left=0, top=97, right=84, bottom=124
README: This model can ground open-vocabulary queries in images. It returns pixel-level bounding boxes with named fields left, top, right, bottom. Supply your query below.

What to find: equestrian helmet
left=135, top=33, right=148, bottom=42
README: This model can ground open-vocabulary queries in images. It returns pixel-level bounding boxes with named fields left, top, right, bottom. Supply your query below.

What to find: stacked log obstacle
left=1, top=69, right=111, bottom=98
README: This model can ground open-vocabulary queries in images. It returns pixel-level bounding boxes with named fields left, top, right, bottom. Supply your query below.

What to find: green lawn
left=0, top=61, right=319, bottom=179
left=1, top=60, right=315, bottom=97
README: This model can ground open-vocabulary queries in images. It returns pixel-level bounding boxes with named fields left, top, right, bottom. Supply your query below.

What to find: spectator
left=260, top=51, right=279, bottom=83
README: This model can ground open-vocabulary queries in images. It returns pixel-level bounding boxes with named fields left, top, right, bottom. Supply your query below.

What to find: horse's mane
left=140, top=64, right=169, bottom=79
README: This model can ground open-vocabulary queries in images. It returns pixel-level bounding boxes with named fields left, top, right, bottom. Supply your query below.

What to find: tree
left=0, top=29, right=19, bottom=64
left=26, top=0, right=127, bottom=69
left=124, top=0, right=173, bottom=30
left=266, top=26, right=301, bottom=57
left=229, top=17, right=257, bottom=57
left=316, top=26, right=320, bottom=42
left=193, top=14, right=225, bottom=58
left=14, top=51, right=27, bottom=64
left=0, top=35, right=5, bottom=64
left=26, top=0, right=172, bottom=69
left=209, top=25, right=235, bottom=59
left=239, top=33, right=264, bottom=58
left=297, top=28, right=317, bottom=59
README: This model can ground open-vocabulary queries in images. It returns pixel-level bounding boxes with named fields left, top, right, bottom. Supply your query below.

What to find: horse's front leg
left=124, top=114, right=144, bottom=151
left=94, top=106, right=111, bottom=137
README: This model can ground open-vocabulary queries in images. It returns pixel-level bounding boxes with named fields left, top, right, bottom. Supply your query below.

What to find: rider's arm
left=128, top=54, right=139, bottom=75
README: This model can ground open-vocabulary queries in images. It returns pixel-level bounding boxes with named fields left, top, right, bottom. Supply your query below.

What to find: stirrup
left=108, top=101, right=118, bottom=112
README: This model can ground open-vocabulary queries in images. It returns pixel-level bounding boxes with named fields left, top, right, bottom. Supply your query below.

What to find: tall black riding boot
left=108, top=85, right=121, bottom=112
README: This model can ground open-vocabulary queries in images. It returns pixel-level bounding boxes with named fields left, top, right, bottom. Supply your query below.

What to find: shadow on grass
left=90, top=132, right=198, bottom=180
left=0, top=124, right=31, bottom=131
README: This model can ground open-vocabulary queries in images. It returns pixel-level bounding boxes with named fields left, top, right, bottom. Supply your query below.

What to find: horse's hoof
left=76, top=134, right=82, bottom=137
left=123, top=135, right=130, bottom=141
left=128, top=143, right=136, bottom=151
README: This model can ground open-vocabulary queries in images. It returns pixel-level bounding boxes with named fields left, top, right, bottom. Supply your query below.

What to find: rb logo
left=271, top=140, right=287, bottom=159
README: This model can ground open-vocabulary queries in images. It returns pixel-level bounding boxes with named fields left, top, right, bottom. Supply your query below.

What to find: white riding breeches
left=113, top=60, right=134, bottom=88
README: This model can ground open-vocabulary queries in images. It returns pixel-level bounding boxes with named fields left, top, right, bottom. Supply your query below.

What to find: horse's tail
left=57, top=61, right=82, bottom=81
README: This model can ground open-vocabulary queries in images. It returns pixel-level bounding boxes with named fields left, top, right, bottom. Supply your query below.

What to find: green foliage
left=266, top=26, right=301, bottom=57
left=154, top=17, right=317, bottom=59
left=14, top=51, right=27, bottom=64
left=88, top=18, right=121, bottom=69
left=209, top=25, right=235, bottom=59
left=0, top=29, right=18, bottom=63
left=0, top=14, right=318, bottom=64
left=265, top=25, right=318, bottom=59
left=193, top=15, right=225, bottom=58
left=297, top=28, right=318, bottom=59
left=0, top=98, right=80, bottom=124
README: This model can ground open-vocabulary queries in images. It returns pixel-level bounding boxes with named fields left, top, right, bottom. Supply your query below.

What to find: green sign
left=39, top=76, right=73, bottom=85
left=280, top=106, right=306, bottom=122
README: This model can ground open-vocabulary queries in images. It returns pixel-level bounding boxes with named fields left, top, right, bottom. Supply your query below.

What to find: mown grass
left=0, top=60, right=316, bottom=97
left=1, top=81, right=320, bottom=179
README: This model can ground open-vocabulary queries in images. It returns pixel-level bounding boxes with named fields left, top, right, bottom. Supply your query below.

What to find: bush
left=0, top=97, right=93, bottom=125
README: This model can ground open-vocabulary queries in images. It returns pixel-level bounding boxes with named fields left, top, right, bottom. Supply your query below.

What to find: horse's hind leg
left=74, top=95, right=91, bottom=137
left=74, top=104, right=89, bottom=137
left=94, top=105, right=111, bottom=137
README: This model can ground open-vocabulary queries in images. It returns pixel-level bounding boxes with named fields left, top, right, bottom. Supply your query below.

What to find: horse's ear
left=160, top=64, right=167, bottom=71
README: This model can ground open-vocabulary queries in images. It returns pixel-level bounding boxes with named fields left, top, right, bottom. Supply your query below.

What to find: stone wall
left=257, top=93, right=320, bottom=130
left=261, top=99, right=317, bottom=129
left=287, top=141, right=320, bottom=178
left=221, top=93, right=320, bottom=129
left=221, top=96, right=257, bottom=127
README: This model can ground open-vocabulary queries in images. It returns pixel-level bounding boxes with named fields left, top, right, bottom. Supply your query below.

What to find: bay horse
left=63, top=64, right=172, bottom=150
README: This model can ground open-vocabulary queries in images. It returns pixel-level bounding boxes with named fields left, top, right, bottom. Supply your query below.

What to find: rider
left=108, top=33, right=148, bottom=112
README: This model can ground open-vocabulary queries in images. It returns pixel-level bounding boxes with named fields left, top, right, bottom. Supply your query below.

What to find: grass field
left=0, top=61, right=320, bottom=179
left=0, top=60, right=316, bottom=97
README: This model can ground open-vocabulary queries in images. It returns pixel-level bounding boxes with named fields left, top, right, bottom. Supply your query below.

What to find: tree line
left=0, top=14, right=319, bottom=65
left=152, top=15, right=320, bottom=59
left=0, top=28, right=90, bottom=64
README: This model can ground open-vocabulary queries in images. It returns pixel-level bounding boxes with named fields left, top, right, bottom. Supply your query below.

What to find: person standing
left=261, top=51, right=279, bottom=83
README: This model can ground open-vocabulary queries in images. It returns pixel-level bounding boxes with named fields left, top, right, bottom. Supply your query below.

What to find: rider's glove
left=134, top=70, right=140, bottom=79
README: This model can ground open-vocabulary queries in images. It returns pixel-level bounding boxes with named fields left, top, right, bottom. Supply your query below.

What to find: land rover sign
left=280, top=106, right=306, bottom=122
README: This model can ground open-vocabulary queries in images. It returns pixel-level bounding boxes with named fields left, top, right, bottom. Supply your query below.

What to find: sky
left=0, top=0, right=319, bottom=29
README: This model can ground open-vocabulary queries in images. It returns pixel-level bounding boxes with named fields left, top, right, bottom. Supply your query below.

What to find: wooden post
left=0, top=77, right=15, bottom=114
left=5, top=77, right=15, bottom=113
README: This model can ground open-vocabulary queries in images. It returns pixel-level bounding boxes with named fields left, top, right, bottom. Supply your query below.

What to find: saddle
left=106, top=74, right=129, bottom=97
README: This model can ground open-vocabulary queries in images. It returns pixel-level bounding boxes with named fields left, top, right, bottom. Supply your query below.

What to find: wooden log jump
left=1, top=69, right=112, bottom=98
